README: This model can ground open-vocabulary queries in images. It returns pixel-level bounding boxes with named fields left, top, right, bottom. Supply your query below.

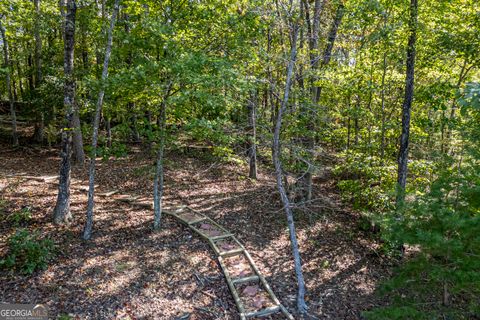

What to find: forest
left=0, top=0, right=479, bottom=319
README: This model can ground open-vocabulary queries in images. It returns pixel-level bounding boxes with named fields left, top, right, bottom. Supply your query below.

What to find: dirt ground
left=0, top=139, right=392, bottom=319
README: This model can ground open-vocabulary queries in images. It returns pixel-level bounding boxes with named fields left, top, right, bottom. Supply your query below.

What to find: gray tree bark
left=0, top=18, right=19, bottom=147
left=32, top=0, right=45, bottom=144
left=247, top=90, right=257, bottom=179
left=396, top=0, right=418, bottom=207
left=380, top=51, right=387, bottom=161
left=272, top=8, right=308, bottom=313
left=53, top=0, right=77, bottom=224
left=299, top=0, right=326, bottom=201
left=58, top=0, right=83, bottom=165
left=71, top=109, right=85, bottom=164
left=83, top=0, right=120, bottom=240
left=153, top=98, right=167, bottom=230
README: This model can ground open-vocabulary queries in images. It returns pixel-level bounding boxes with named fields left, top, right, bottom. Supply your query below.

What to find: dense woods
left=0, top=0, right=479, bottom=319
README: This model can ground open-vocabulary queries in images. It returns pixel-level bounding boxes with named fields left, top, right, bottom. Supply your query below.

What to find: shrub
left=9, top=207, right=32, bottom=227
left=0, top=229, right=55, bottom=275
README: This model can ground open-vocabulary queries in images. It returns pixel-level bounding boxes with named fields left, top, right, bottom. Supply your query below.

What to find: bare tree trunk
left=83, top=0, right=120, bottom=240
left=300, top=0, right=343, bottom=200
left=105, top=117, right=112, bottom=147
left=67, top=0, right=84, bottom=164
left=346, top=116, right=351, bottom=151
left=396, top=0, right=418, bottom=207
left=300, top=0, right=326, bottom=201
left=16, top=59, right=24, bottom=99
left=153, top=99, right=167, bottom=230
left=354, top=96, right=360, bottom=146
left=247, top=90, right=257, bottom=179
left=0, top=18, right=19, bottom=146
left=32, top=0, right=45, bottom=144
left=53, top=0, right=77, bottom=224
left=380, top=51, right=387, bottom=161
left=71, top=109, right=85, bottom=164
left=272, top=11, right=307, bottom=313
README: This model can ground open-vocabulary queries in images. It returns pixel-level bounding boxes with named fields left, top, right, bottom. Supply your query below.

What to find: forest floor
left=0, top=134, right=394, bottom=319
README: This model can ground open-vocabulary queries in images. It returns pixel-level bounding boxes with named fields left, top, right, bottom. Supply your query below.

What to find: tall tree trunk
left=316, top=1, right=345, bottom=101
left=300, top=0, right=343, bottom=200
left=396, top=0, right=418, bottom=207
left=27, top=55, right=34, bottom=92
left=53, top=0, right=77, bottom=224
left=0, top=18, right=19, bottom=146
left=247, top=90, right=257, bottom=179
left=105, top=117, right=112, bottom=147
left=32, top=0, right=45, bottom=144
left=346, top=116, right=351, bottom=151
left=16, top=59, right=24, bottom=99
left=11, top=66, right=18, bottom=102
left=153, top=99, right=167, bottom=230
left=380, top=51, right=387, bottom=161
left=272, top=10, right=307, bottom=313
left=71, top=108, right=85, bottom=164
left=67, top=0, right=84, bottom=165
left=83, top=0, right=120, bottom=240
left=300, top=0, right=326, bottom=201
left=354, top=96, right=360, bottom=146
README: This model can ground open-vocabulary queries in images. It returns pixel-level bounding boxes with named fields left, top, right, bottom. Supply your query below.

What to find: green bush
left=0, top=229, right=55, bottom=275
left=9, top=207, right=32, bottom=227
left=333, top=152, right=397, bottom=213
left=184, top=118, right=241, bottom=162
left=366, top=87, right=480, bottom=319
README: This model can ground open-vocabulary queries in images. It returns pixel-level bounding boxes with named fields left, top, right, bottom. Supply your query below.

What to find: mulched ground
left=0, top=139, right=393, bottom=319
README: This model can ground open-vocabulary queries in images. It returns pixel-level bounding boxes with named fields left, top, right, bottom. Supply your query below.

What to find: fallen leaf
left=242, top=285, right=258, bottom=297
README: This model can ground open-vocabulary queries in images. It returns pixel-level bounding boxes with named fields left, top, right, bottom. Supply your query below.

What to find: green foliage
left=8, top=207, right=32, bottom=227
left=184, top=118, right=242, bottom=162
left=98, top=142, right=129, bottom=160
left=0, top=229, right=55, bottom=275
left=367, top=88, right=480, bottom=319
left=334, top=152, right=396, bottom=213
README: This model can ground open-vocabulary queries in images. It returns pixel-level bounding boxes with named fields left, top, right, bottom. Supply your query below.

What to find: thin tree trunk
left=300, top=0, right=325, bottom=201
left=27, top=55, right=34, bottom=92
left=32, top=0, right=45, bottom=144
left=153, top=99, right=167, bottom=230
left=16, top=59, right=24, bottom=99
left=247, top=90, right=257, bottom=179
left=11, top=66, right=17, bottom=102
left=0, top=18, right=19, bottom=146
left=105, top=117, right=112, bottom=147
left=396, top=0, right=418, bottom=207
left=272, top=11, right=307, bottom=313
left=346, top=116, right=351, bottom=151
left=83, top=0, right=120, bottom=240
left=354, top=96, right=360, bottom=146
left=53, top=0, right=77, bottom=225
left=316, top=1, right=345, bottom=101
left=380, top=51, right=387, bottom=161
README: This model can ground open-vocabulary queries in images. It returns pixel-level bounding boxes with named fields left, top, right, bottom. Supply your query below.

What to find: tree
left=53, top=0, right=77, bottom=224
left=32, top=0, right=44, bottom=144
left=396, top=0, right=418, bottom=207
left=83, top=0, right=120, bottom=240
left=272, top=1, right=308, bottom=313
left=247, top=89, right=257, bottom=179
left=0, top=16, right=18, bottom=146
